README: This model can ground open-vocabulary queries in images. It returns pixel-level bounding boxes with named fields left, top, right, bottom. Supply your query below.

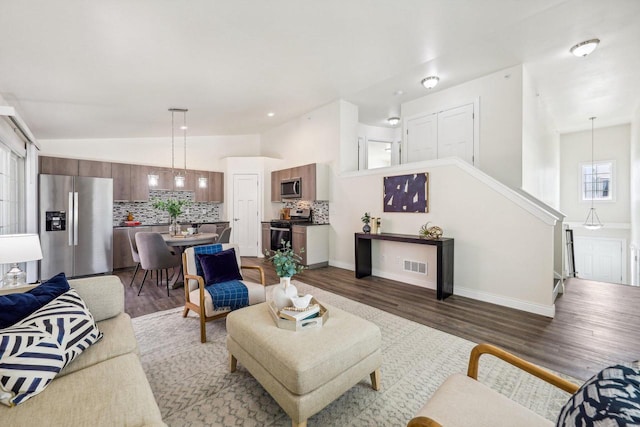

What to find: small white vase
left=273, top=277, right=298, bottom=309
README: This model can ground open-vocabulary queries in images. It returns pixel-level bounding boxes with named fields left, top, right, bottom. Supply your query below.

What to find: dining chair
left=197, top=224, right=217, bottom=234
left=135, top=232, right=182, bottom=297
left=216, top=227, right=232, bottom=244
left=127, top=228, right=142, bottom=287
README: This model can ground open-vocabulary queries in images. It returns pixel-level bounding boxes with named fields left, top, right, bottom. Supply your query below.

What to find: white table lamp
left=0, top=234, right=43, bottom=287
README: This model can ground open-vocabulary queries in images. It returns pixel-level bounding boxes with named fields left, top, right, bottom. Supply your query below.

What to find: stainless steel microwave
left=281, top=177, right=302, bottom=198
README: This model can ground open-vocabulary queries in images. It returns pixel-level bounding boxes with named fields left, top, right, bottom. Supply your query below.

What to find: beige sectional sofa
left=0, top=275, right=165, bottom=427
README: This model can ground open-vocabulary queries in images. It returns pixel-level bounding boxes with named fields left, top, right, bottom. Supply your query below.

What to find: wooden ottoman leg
left=292, top=419, right=307, bottom=427
left=229, top=354, right=237, bottom=373
left=370, top=368, right=381, bottom=391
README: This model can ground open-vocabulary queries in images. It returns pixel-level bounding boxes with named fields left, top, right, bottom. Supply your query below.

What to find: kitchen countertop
left=114, top=221, right=228, bottom=229
left=261, top=221, right=329, bottom=227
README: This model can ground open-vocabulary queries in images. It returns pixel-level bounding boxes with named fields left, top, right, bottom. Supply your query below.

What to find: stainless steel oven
left=270, top=223, right=291, bottom=251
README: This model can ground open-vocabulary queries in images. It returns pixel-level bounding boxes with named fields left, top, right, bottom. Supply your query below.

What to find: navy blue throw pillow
left=197, top=249, right=242, bottom=285
left=556, top=364, right=640, bottom=426
left=0, top=272, right=71, bottom=329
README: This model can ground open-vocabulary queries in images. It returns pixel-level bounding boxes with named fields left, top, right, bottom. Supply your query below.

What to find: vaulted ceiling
left=0, top=0, right=638, bottom=139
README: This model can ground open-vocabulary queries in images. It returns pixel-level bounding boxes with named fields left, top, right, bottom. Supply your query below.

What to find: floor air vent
left=404, top=260, right=427, bottom=274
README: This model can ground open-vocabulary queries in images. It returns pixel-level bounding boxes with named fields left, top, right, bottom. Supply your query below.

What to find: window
left=0, top=142, right=25, bottom=278
left=581, top=160, right=613, bottom=201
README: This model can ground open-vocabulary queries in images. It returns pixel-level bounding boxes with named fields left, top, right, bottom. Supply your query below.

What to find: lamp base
left=2, top=264, right=27, bottom=288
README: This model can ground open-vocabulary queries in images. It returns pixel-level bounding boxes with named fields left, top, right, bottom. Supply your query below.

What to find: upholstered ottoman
left=226, top=302, right=382, bottom=427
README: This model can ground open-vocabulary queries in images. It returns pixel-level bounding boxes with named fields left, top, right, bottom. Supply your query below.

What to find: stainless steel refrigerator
left=39, top=174, right=113, bottom=280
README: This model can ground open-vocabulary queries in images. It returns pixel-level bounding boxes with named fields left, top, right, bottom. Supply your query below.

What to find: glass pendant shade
left=174, top=175, right=185, bottom=188
left=198, top=177, right=208, bottom=188
left=583, top=117, right=603, bottom=230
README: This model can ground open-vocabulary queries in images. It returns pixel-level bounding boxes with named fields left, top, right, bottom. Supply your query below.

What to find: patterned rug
left=132, top=281, right=578, bottom=426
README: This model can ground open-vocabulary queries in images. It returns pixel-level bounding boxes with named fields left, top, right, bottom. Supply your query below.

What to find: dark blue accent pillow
left=197, top=249, right=242, bottom=285
left=556, top=364, right=640, bottom=426
left=0, top=272, right=70, bottom=329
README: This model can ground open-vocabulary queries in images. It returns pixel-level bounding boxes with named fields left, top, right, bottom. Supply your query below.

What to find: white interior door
left=574, top=236, right=625, bottom=284
left=437, top=103, right=474, bottom=164
left=233, top=174, right=259, bottom=256
left=404, top=113, right=437, bottom=163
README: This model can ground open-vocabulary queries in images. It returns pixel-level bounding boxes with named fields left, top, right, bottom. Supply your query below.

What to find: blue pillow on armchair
left=197, top=249, right=243, bottom=285
left=0, top=272, right=70, bottom=329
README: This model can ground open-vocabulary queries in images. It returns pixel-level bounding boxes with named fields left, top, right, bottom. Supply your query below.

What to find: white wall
left=522, top=67, right=560, bottom=209
left=560, top=124, right=631, bottom=224
left=401, top=65, right=524, bottom=189
left=630, top=106, right=640, bottom=285
left=38, top=134, right=260, bottom=171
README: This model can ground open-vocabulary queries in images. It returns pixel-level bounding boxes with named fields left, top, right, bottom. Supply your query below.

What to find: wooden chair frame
left=407, top=343, right=580, bottom=427
left=182, top=252, right=266, bottom=343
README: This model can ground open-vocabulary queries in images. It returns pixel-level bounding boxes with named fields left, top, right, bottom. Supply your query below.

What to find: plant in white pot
left=265, top=240, right=305, bottom=309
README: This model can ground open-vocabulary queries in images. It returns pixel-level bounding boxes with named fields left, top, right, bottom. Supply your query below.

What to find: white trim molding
left=455, top=286, right=556, bottom=318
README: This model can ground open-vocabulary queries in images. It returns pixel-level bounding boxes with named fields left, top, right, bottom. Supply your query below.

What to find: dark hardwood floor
left=113, top=260, right=640, bottom=382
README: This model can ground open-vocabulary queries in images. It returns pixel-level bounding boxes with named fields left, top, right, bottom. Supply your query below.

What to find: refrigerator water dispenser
left=45, top=211, right=66, bottom=231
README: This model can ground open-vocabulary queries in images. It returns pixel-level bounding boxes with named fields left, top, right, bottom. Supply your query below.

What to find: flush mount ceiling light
left=387, top=117, right=400, bottom=126
left=421, top=76, right=440, bottom=89
left=584, top=117, right=604, bottom=230
left=570, top=39, right=600, bottom=57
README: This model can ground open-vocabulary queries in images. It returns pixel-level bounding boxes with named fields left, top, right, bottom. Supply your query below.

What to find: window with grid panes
left=581, top=161, right=613, bottom=201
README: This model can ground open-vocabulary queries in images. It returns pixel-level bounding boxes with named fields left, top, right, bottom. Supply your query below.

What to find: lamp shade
left=0, top=234, right=43, bottom=264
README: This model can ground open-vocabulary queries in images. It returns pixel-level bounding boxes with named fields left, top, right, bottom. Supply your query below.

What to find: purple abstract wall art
left=383, top=173, right=429, bottom=213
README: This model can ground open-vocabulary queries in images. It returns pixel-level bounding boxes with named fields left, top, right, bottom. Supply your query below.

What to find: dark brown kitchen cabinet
left=154, top=167, right=174, bottom=190
left=193, top=170, right=210, bottom=202
left=113, top=227, right=146, bottom=269
left=78, top=160, right=112, bottom=178
left=271, top=163, right=328, bottom=201
left=183, top=170, right=196, bottom=192
left=262, top=222, right=271, bottom=256
left=209, top=172, right=224, bottom=202
left=291, top=225, right=307, bottom=266
left=111, top=163, right=131, bottom=201
left=39, top=156, right=79, bottom=176
left=130, top=165, right=150, bottom=201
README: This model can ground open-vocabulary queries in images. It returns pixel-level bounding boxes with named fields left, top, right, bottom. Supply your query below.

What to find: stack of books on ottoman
left=267, top=298, right=329, bottom=331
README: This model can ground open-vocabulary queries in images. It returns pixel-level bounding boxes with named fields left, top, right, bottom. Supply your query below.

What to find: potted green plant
left=265, top=240, right=305, bottom=309
left=152, top=199, right=189, bottom=236
left=361, top=212, right=371, bottom=233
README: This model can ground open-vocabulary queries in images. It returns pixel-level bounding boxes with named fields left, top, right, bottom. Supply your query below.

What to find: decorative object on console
left=265, top=240, right=305, bottom=309
left=383, top=172, right=429, bottom=213
left=361, top=212, right=371, bottom=233
left=0, top=234, right=43, bottom=288
left=419, top=222, right=443, bottom=239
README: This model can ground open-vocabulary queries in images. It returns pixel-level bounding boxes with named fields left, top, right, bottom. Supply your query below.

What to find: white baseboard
left=329, top=259, right=353, bottom=271
left=372, top=269, right=436, bottom=289
left=455, top=286, right=555, bottom=318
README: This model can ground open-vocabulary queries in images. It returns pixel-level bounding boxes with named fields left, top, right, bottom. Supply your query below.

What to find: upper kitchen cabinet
left=130, top=164, right=150, bottom=201
left=271, top=163, right=329, bottom=202
left=111, top=163, right=131, bottom=201
left=209, top=172, right=224, bottom=202
left=193, top=170, right=224, bottom=202
left=39, top=156, right=79, bottom=176
left=78, top=160, right=112, bottom=178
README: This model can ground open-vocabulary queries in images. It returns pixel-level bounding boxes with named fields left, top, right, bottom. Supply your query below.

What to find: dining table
left=161, top=232, right=219, bottom=288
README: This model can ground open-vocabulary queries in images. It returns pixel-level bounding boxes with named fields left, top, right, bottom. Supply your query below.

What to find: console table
left=354, top=232, right=454, bottom=300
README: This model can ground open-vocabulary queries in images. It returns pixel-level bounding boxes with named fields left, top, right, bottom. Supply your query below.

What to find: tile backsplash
left=283, top=200, right=330, bottom=224
left=114, top=190, right=221, bottom=226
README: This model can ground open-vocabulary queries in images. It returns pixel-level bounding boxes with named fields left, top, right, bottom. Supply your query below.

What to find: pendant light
left=584, top=117, right=603, bottom=230
left=169, top=108, right=188, bottom=189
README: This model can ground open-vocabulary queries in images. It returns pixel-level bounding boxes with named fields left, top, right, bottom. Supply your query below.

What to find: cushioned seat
left=182, top=243, right=266, bottom=343
left=226, top=299, right=382, bottom=427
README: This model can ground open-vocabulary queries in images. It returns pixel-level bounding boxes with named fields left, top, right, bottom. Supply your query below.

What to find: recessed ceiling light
left=570, top=39, right=600, bottom=57
left=267, top=112, right=275, bottom=117
left=180, top=125, right=188, bottom=130
left=387, top=117, right=400, bottom=126
left=421, top=76, right=440, bottom=89
left=393, top=90, right=404, bottom=96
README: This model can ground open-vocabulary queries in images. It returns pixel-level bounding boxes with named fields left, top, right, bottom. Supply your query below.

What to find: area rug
left=132, top=281, right=578, bottom=426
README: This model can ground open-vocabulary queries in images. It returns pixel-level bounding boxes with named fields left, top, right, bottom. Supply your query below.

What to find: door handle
left=68, top=192, right=74, bottom=246
left=73, top=192, right=79, bottom=246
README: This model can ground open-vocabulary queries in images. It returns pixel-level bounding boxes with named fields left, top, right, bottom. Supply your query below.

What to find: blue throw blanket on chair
left=205, top=280, right=248, bottom=311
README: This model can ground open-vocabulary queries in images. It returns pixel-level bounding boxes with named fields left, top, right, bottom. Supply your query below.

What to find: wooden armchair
left=182, top=243, right=266, bottom=343
left=407, top=344, right=579, bottom=427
